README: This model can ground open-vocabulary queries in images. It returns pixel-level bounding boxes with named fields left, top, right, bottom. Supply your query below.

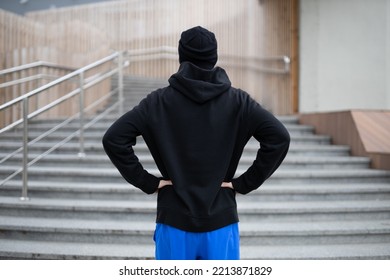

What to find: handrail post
left=20, top=98, right=30, bottom=201
left=283, top=56, right=291, bottom=73
left=78, top=71, right=86, bottom=158
left=118, top=52, right=124, bottom=116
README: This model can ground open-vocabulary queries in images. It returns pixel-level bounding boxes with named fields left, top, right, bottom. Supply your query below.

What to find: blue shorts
left=154, top=223, right=240, bottom=260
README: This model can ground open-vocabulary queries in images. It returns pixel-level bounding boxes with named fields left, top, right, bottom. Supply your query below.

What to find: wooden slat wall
left=0, top=11, right=43, bottom=126
left=1, top=0, right=298, bottom=117
left=25, top=0, right=254, bottom=77
left=0, top=9, right=112, bottom=127
left=353, top=111, right=390, bottom=170
left=352, top=111, right=390, bottom=153
left=259, top=0, right=298, bottom=114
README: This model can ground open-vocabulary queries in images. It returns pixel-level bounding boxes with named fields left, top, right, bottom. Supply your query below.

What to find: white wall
left=299, top=0, right=390, bottom=113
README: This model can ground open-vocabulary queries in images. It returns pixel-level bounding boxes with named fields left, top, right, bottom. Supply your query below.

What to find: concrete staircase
left=0, top=76, right=390, bottom=259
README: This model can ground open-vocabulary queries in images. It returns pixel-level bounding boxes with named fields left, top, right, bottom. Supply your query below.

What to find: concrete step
left=115, top=77, right=167, bottom=87
left=2, top=165, right=389, bottom=184
left=0, top=239, right=155, bottom=260
left=2, top=181, right=389, bottom=202
left=0, top=142, right=352, bottom=157
left=241, top=155, right=370, bottom=169
left=1, top=216, right=389, bottom=246
left=20, top=114, right=301, bottom=126
left=0, top=153, right=371, bottom=170
left=0, top=132, right=331, bottom=145
left=0, top=238, right=389, bottom=259
left=9, top=122, right=315, bottom=135
left=1, top=75, right=389, bottom=260
left=242, top=243, right=390, bottom=260
left=17, top=112, right=304, bottom=126
left=0, top=197, right=389, bottom=222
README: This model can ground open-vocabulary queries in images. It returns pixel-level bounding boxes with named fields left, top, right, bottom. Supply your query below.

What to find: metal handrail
left=0, top=62, right=77, bottom=108
left=0, top=51, right=128, bottom=200
left=218, top=54, right=291, bottom=74
left=0, top=74, right=63, bottom=89
left=0, top=52, right=119, bottom=113
left=0, top=61, right=76, bottom=76
left=0, top=47, right=287, bottom=200
left=127, top=46, right=290, bottom=74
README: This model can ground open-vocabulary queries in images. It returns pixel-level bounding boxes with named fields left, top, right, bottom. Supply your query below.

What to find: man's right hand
left=221, top=182, right=234, bottom=189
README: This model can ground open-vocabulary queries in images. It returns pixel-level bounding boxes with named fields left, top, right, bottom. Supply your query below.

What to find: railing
left=0, top=51, right=129, bottom=200
left=0, top=61, right=76, bottom=89
left=0, top=62, right=77, bottom=128
left=0, top=47, right=289, bottom=200
left=127, top=46, right=290, bottom=74
left=219, top=55, right=290, bottom=74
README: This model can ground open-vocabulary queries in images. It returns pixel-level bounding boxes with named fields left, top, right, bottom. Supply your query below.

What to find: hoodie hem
left=156, top=206, right=239, bottom=233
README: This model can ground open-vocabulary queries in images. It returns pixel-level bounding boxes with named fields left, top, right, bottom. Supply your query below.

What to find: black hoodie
left=102, top=62, right=290, bottom=232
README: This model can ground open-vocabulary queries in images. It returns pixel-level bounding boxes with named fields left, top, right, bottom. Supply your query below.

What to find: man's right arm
left=102, top=100, right=160, bottom=194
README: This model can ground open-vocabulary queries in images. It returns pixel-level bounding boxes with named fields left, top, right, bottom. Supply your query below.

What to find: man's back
left=103, top=61, right=290, bottom=232
left=102, top=25, right=290, bottom=259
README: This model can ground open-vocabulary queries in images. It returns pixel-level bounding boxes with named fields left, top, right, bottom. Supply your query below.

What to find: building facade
left=299, top=0, right=390, bottom=112
left=1, top=0, right=390, bottom=114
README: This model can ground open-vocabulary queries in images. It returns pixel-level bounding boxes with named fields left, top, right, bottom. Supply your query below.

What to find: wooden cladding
left=300, top=111, right=390, bottom=170
left=1, top=0, right=298, bottom=115
left=259, top=0, right=299, bottom=114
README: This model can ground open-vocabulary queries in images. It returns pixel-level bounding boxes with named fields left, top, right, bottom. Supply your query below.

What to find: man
left=102, top=26, right=290, bottom=260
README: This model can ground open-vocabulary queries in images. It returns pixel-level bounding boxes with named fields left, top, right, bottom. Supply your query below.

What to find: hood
left=168, top=62, right=231, bottom=104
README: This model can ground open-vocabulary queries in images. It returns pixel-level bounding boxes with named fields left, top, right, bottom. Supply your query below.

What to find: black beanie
left=178, top=26, right=218, bottom=69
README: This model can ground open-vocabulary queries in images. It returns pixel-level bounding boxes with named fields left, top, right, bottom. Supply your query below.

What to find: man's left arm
left=231, top=103, right=290, bottom=194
